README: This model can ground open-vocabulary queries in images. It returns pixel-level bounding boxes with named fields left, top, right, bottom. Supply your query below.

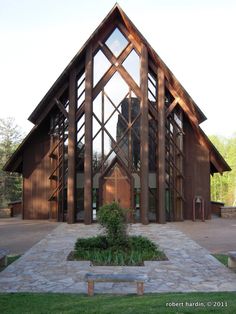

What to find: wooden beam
left=165, top=98, right=179, bottom=117
left=157, top=67, right=166, bottom=224
left=165, top=80, right=200, bottom=138
left=99, top=42, right=141, bottom=98
left=35, top=82, right=68, bottom=126
left=54, top=98, right=69, bottom=119
left=84, top=44, right=93, bottom=224
left=140, top=44, right=149, bottom=225
left=67, top=68, right=77, bottom=224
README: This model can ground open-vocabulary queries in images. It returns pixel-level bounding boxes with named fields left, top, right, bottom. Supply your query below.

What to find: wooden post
left=87, top=280, right=94, bottom=296
left=137, top=282, right=144, bottom=295
left=67, top=68, right=77, bottom=224
left=157, top=68, right=166, bottom=224
left=140, top=44, right=149, bottom=225
left=84, top=44, right=93, bottom=224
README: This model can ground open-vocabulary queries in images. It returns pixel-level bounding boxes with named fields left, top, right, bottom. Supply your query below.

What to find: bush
left=72, top=202, right=167, bottom=266
left=127, top=235, right=158, bottom=251
left=97, top=202, right=129, bottom=247
left=73, top=237, right=166, bottom=266
left=75, top=236, right=108, bottom=251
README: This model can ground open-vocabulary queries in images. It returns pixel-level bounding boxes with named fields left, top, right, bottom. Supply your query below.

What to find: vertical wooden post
left=137, top=282, right=144, bottom=295
left=67, top=68, right=77, bottom=224
left=140, top=44, right=149, bottom=225
left=84, top=44, right=93, bottom=224
left=157, top=67, right=166, bottom=224
left=87, top=280, right=94, bottom=296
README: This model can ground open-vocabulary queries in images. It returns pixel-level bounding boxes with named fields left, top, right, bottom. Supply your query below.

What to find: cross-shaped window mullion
left=130, top=113, right=141, bottom=141
left=103, top=127, right=129, bottom=160
left=99, top=42, right=141, bottom=98
left=99, top=41, right=133, bottom=68
left=103, top=91, right=129, bottom=126
left=103, top=142, right=129, bottom=169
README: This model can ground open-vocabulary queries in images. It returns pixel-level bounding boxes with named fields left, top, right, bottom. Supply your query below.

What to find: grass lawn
left=0, top=292, right=235, bottom=313
left=213, top=254, right=228, bottom=267
left=213, top=254, right=236, bottom=274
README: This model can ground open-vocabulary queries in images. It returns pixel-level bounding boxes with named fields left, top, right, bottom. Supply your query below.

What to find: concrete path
left=172, top=216, right=236, bottom=254
left=0, top=223, right=235, bottom=294
left=0, top=218, right=60, bottom=255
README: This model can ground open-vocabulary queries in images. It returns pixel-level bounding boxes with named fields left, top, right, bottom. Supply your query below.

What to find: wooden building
left=4, top=4, right=230, bottom=224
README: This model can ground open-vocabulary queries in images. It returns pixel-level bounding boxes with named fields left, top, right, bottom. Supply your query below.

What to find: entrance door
left=102, top=163, right=131, bottom=209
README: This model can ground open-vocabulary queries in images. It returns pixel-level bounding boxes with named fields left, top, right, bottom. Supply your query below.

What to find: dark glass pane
left=149, top=188, right=157, bottom=221
left=105, top=28, right=128, bottom=57
left=76, top=188, right=84, bottom=221
left=93, top=131, right=102, bottom=172
left=76, top=147, right=84, bottom=171
left=165, top=87, right=174, bottom=108
left=130, top=94, right=140, bottom=122
left=149, top=115, right=157, bottom=171
left=131, top=117, right=140, bottom=170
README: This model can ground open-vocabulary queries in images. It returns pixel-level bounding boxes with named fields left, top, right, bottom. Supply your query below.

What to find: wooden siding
left=22, top=123, right=50, bottom=219
left=184, top=119, right=211, bottom=220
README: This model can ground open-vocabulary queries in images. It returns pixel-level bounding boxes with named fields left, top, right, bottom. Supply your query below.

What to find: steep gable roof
left=3, top=4, right=229, bottom=174
left=28, top=3, right=206, bottom=126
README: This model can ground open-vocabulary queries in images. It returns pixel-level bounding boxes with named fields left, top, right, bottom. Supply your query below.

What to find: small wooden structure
left=85, top=273, right=148, bottom=296
left=0, top=249, right=9, bottom=267
left=228, top=252, right=236, bottom=269
left=8, top=201, right=22, bottom=217
left=3, top=4, right=230, bottom=224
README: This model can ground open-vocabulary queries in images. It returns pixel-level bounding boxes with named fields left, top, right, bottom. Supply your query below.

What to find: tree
left=209, top=134, right=236, bottom=206
left=0, top=117, right=23, bottom=207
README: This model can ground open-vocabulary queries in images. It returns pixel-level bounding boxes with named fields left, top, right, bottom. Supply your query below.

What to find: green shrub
left=73, top=234, right=167, bottom=266
left=127, top=235, right=157, bottom=251
left=72, top=202, right=167, bottom=266
left=75, top=236, right=108, bottom=250
left=97, top=202, right=129, bottom=247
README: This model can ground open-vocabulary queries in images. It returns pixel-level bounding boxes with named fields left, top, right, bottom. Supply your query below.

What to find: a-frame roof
left=3, top=4, right=230, bottom=174
left=28, top=3, right=206, bottom=125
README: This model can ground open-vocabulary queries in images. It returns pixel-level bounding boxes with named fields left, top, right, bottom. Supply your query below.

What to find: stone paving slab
left=0, top=223, right=236, bottom=294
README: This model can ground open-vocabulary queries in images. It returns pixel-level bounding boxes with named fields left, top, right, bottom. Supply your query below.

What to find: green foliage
left=209, top=134, right=236, bottom=205
left=0, top=292, right=236, bottom=314
left=212, top=254, right=228, bottom=267
left=73, top=235, right=166, bottom=266
left=0, top=117, right=23, bottom=207
left=128, top=235, right=158, bottom=251
left=97, top=202, right=129, bottom=247
left=75, top=236, right=108, bottom=250
left=74, top=202, right=166, bottom=265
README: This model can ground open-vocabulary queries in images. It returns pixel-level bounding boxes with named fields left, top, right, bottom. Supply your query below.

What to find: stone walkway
left=0, top=223, right=236, bottom=294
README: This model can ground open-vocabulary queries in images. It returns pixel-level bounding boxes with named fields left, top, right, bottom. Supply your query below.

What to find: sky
left=0, top=0, right=236, bottom=137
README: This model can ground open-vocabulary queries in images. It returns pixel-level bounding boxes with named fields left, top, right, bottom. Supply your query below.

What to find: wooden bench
left=0, top=249, right=9, bottom=267
left=84, top=273, right=148, bottom=296
left=228, top=251, right=236, bottom=269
